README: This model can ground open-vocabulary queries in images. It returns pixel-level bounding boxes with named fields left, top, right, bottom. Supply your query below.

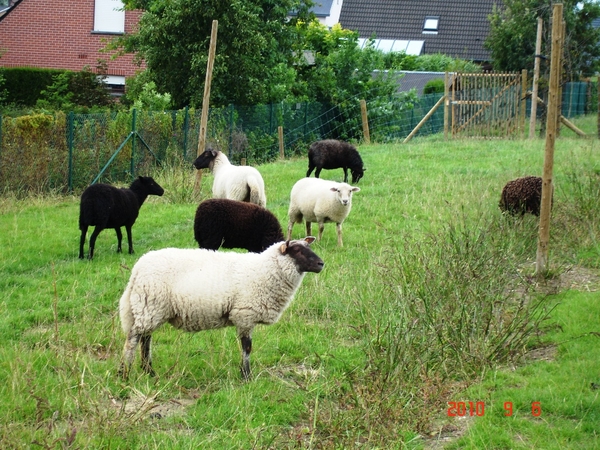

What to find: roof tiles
left=339, top=0, right=500, bottom=62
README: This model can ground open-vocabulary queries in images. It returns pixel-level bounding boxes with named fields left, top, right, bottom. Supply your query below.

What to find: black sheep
left=194, top=198, right=284, bottom=253
left=79, top=176, right=164, bottom=260
left=307, top=139, right=365, bottom=183
left=499, top=176, right=549, bottom=216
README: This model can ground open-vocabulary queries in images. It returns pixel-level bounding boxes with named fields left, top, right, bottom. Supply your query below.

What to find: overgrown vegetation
left=36, top=63, right=115, bottom=113
left=486, top=0, right=600, bottom=78
left=0, top=131, right=598, bottom=448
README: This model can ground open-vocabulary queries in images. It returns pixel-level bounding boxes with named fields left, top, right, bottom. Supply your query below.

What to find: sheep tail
left=119, top=278, right=135, bottom=334
left=247, top=176, right=266, bottom=207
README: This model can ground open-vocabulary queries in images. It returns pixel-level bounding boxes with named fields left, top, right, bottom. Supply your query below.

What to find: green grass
left=0, top=123, right=599, bottom=448
left=443, top=291, right=600, bottom=450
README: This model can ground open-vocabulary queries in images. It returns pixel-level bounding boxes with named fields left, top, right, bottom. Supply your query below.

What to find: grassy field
left=0, top=122, right=599, bottom=448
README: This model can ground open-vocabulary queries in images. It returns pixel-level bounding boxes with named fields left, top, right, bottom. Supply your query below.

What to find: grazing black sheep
left=307, top=139, right=365, bottom=183
left=194, top=198, right=284, bottom=253
left=79, top=176, right=164, bottom=260
left=499, top=176, right=548, bottom=216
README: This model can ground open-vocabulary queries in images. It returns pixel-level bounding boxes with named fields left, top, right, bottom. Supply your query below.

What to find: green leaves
left=486, top=0, right=600, bottom=78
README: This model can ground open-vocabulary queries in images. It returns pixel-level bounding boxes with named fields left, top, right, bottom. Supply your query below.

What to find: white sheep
left=118, top=237, right=324, bottom=380
left=193, top=149, right=267, bottom=207
left=287, top=177, right=360, bottom=247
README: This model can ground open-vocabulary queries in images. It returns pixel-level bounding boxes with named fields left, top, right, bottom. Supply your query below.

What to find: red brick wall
left=0, top=0, right=145, bottom=77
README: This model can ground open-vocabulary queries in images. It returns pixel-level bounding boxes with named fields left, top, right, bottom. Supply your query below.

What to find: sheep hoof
left=240, top=366, right=251, bottom=381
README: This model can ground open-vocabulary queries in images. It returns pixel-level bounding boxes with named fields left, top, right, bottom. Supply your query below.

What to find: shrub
left=423, top=78, right=445, bottom=94
left=2, top=67, right=64, bottom=106
left=36, top=64, right=114, bottom=112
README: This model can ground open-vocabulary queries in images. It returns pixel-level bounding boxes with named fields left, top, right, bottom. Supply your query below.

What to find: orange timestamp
left=447, top=401, right=542, bottom=417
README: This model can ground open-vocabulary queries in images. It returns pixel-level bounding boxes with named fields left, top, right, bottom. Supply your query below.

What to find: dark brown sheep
left=194, top=198, right=284, bottom=253
left=307, top=139, right=365, bottom=183
left=499, top=176, right=548, bottom=216
left=79, top=176, right=164, bottom=260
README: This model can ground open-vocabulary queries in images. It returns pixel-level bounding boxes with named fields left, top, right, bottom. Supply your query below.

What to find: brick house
left=0, top=0, right=144, bottom=93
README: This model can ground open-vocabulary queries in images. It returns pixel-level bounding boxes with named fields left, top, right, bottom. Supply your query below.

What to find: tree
left=298, top=22, right=399, bottom=104
left=117, top=0, right=314, bottom=108
left=486, top=0, right=600, bottom=79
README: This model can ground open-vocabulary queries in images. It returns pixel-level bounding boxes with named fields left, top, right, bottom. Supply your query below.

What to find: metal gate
left=450, top=72, right=527, bottom=138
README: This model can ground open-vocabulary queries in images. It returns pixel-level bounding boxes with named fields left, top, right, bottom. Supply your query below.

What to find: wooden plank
left=403, top=95, right=446, bottom=143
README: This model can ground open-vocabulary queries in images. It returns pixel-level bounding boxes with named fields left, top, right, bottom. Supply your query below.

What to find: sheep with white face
left=287, top=177, right=360, bottom=247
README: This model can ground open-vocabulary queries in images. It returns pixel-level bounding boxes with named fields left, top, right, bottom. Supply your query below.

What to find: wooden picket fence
left=448, top=71, right=527, bottom=139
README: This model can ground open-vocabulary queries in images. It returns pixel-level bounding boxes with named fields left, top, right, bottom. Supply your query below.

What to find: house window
left=94, top=0, right=125, bottom=34
left=423, top=16, right=439, bottom=34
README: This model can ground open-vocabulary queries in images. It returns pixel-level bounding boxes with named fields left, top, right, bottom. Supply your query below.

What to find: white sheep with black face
left=193, top=149, right=267, bottom=207
left=287, top=177, right=360, bottom=247
left=118, top=237, right=324, bottom=380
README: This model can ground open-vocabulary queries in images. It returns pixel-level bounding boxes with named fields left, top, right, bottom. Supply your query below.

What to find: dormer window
left=423, top=16, right=439, bottom=34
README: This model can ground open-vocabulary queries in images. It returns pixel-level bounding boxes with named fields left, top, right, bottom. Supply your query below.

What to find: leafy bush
left=423, top=78, right=445, bottom=94
left=36, top=64, right=114, bottom=112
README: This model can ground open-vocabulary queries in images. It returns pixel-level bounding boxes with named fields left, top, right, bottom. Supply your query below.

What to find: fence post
left=530, top=17, right=543, bottom=139
left=67, top=112, right=74, bottom=193
left=520, top=69, right=527, bottom=138
left=278, top=126, right=284, bottom=158
left=444, top=72, right=449, bottom=140
left=304, top=102, right=308, bottom=139
left=536, top=2, right=563, bottom=276
left=130, top=109, right=137, bottom=179
left=229, top=104, right=234, bottom=158
left=182, top=106, right=189, bottom=160
left=360, top=99, right=370, bottom=144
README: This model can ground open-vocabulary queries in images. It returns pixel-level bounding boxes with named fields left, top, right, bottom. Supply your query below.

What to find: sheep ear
left=330, top=187, right=338, bottom=193
left=304, top=236, right=316, bottom=245
left=279, top=241, right=289, bottom=254
left=352, top=187, right=360, bottom=192
left=211, top=149, right=218, bottom=157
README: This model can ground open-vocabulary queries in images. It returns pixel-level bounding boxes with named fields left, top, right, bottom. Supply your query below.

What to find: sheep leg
left=306, top=164, right=315, bottom=178
left=240, top=334, right=252, bottom=381
left=88, top=226, right=104, bottom=260
left=79, top=226, right=88, bottom=259
left=119, top=332, right=141, bottom=379
left=342, top=168, right=348, bottom=183
left=314, top=167, right=322, bottom=178
left=336, top=222, right=343, bottom=247
left=125, top=225, right=134, bottom=254
left=140, top=335, right=155, bottom=376
left=286, top=221, right=294, bottom=241
left=115, top=227, right=123, bottom=253
left=318, top=222, right=324, bottom=241
left=305, top=221, right=312, bottom=237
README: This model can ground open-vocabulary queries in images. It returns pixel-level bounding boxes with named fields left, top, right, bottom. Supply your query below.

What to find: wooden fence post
left=536, top=3, right=563, bottom=276
left=444, top=71, right=449, bottom=140
left=194, top=19, right=218, bottom=194
left=278, top=126, right=284, bottom=159
left=520, top=69, right=527, bottom=138
left=530, top=17, right=543, bottom=139
left=360, top=99, right=370, bottom=144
